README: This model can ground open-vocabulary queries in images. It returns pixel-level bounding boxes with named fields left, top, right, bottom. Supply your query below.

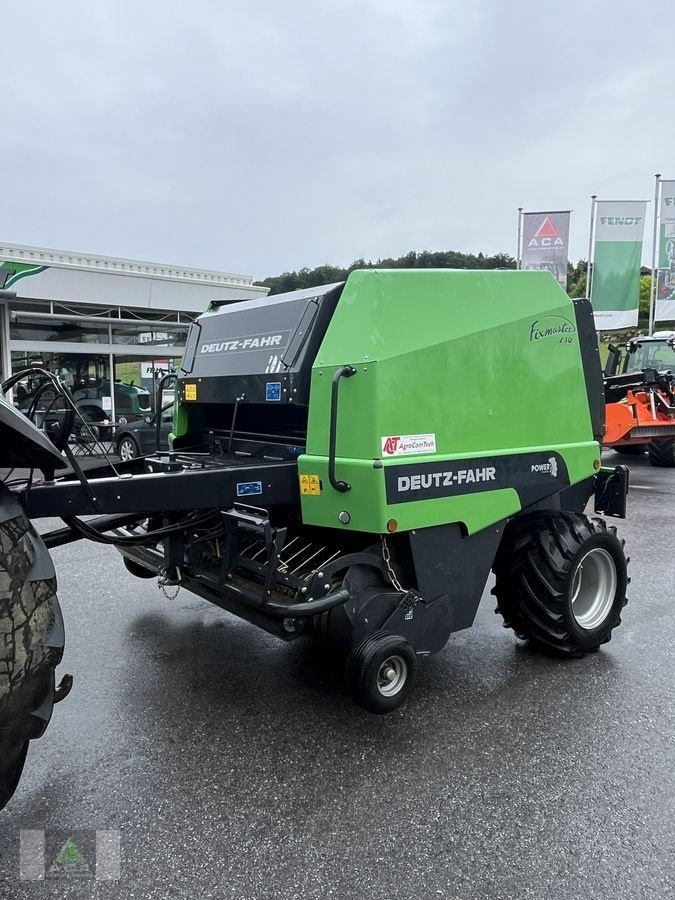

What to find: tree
left=639, top=274, right=651, bottom=327
left=258, top=249, right=517, bottom=294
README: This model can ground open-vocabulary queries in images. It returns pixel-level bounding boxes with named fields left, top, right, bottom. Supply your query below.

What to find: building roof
left=0, top=242, right=255, bottom=288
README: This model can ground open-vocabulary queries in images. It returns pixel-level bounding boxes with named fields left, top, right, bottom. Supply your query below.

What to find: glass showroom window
left=10, top=351, right=155, bottom=424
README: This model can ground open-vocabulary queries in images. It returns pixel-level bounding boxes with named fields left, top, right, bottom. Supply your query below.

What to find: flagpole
left=587, top=195, right=597, bottom=300
left=516, top=208, right=523, bottom=269
left=649, top=174, right=661, bottom=335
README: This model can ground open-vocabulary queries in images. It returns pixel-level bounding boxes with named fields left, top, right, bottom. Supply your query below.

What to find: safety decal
left=299, top=474, right=321, bottom=495
left=184, top=384, right=197, bottom=401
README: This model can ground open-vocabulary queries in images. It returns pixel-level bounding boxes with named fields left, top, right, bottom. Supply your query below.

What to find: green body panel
left=298, top=269, right=600, bottom=534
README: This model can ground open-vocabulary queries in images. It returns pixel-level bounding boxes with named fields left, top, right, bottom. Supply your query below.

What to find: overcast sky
left=2, top=0, right=672, bottom=279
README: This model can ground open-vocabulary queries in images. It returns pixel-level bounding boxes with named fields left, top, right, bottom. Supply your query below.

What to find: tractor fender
left=0, top=394, right=66, bottom=471
left=604, top=401, right=636, bottom=446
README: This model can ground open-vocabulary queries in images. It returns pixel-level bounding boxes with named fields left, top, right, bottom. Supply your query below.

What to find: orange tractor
left=604, top=333, right=675, bottom=466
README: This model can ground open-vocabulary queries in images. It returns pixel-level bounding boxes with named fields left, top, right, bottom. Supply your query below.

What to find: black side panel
left=407, top=522, right=504, bottom=639
left=572, top=297, right=605, bottom=444
left=181, top=283, right=344, bottom=407
left=384, top=450, right=569, bottom=509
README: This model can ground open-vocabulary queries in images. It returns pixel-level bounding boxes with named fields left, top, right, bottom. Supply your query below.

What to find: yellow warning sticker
left=184, top=384, right=197, bottom=401
left=300, top=474, right=321, bottom=495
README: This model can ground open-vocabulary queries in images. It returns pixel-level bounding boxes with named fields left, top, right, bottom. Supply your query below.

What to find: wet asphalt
left=0, top=452, right=673, bottom=899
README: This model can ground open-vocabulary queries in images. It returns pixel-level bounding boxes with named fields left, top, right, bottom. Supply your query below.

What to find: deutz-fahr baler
left=0, top=269, right=630, bottom=810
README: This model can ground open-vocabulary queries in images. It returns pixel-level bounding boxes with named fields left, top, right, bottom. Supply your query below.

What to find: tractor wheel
left=647, top=438, right=675, bottom=467
left=346, top=631, right=417, bottom=713
left=613, top=444, right=647, bottom=457
left=0, top=484, right=66, bottom=811
left=492, top=512, right=628, bottom=657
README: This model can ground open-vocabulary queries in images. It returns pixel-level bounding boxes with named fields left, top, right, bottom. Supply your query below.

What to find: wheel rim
left=570, top=547, right=617, bottom=630
left=376, top=654, right=408, bottom=697
left=119, top=440, right=136, bottom=461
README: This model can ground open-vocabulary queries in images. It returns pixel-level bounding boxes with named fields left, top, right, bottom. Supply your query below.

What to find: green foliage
left=567, top=259, right=587, bottom=298
left=259, top=250, right=517, bottom=295
left=639, top=274, right=651, bottom=319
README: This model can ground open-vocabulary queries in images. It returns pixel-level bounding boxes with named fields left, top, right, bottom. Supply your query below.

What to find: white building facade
left=0, top=242, right=268, bottom=422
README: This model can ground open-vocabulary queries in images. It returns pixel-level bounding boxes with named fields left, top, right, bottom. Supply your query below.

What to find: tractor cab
left=605, top=334, right=675, bottom=377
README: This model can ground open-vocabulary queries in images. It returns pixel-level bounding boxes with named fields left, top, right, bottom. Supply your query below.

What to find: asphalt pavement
left=0, top=452, right=673, bottom=898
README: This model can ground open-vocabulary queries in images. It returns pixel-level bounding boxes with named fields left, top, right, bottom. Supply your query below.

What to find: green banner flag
left=655, top=180, right=675, bottom=322
left=590, top=200, right=647, bottom=330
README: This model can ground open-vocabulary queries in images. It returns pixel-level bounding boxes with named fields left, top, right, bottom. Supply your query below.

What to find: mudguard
left=0, top=394, right=67, bottom=471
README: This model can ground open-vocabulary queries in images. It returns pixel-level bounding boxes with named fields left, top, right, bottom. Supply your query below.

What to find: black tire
left=647, top=437, right=675, bottom=467
left=122, top=556, right=156, bottom=579
left=492, top=512, right=628, bottom=657
left=613, top=444, right=647, bottom=456
left=0, top=484, right=64, bottom=811
left=346, top=631, right=417, bottom=713
left=117, top=435, right=139, bottom=461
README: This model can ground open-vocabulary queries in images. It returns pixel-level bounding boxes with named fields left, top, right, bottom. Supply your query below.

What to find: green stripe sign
left=590, top=200, right=647, bottom=330
left=0, top=261, right=47, bottom=289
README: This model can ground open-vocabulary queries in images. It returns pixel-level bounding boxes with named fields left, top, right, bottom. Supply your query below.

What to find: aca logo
left=528, top=216, right=564, bottom=249
left=382, top=436, right=400, bottom=455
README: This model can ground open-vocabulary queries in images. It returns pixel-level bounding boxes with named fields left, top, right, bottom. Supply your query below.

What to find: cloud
left=1, top=0, right=672, bottom=277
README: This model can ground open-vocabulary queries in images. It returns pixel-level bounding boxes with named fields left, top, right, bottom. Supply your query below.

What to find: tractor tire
left=346, top=631, right=417, bottom=713
left=492, top=512, right=628, bottom=657
left=0, top=484, right=65, bottom=811
left=613, top=444, right=647, bottom=457
left=647, top=438, right=675, bottom=467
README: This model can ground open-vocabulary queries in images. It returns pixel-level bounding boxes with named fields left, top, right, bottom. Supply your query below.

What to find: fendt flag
left=655, top=180, right=675, bottom=322
left=590, top=200, right=647, bottom=330
left=520, top=211, right=571, bottom=289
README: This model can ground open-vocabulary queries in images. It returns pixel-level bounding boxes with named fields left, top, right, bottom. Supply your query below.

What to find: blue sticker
left=236, top=481, right=263, bottom=497
left=266, top=382, right=282, bottom=401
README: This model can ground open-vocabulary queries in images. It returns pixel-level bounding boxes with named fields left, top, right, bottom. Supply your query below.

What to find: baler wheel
left=647, top=437, right=675, bottom=467
left=346, top=631, right=417, bottom=713
left=0, top=484, right=66, bottom=811
left=492, top=512, right=628, bottom=657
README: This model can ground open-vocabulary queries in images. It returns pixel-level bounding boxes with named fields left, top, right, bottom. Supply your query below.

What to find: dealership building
left=0, top=242, right=268, bottom=421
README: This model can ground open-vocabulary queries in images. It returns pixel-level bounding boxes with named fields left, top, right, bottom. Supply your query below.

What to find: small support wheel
left=346, top=630, right=417, bottom=713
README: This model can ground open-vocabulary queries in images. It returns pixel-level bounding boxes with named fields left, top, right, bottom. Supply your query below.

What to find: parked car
left=115, top=403, right=174, bottom=460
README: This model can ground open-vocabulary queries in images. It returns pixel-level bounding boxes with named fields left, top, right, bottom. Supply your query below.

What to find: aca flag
left=520, top=211, right=571, bottom=289
left=590, top=200, right=647, bottom=330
